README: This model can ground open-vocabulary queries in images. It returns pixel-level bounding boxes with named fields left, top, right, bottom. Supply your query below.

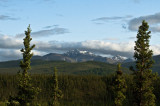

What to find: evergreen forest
left=0, top=21, right=160, bottom=106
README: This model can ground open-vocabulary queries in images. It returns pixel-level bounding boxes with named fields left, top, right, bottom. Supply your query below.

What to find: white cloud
left=33, top=40, right=160, bottom=58
left=81, top=40, right=135, bottom=57
left=0, top=35, right=160, bottom=61
left=150, top=45, right=160, bottom=55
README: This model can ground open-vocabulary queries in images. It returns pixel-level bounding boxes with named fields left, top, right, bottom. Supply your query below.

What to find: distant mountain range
left=0, top=49, right=160, bottom=75
left=32, top=49, right=134, bottom=64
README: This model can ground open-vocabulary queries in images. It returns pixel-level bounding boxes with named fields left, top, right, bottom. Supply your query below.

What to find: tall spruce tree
left=133, top=20, right=157, bottom=106
left=15, top=25, right=40, bottom=106
left=113, top=63, right=126, bottom=106
left=49, top=67, right=63, bottom=106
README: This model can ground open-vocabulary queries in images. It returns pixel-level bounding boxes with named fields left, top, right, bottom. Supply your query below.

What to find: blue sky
left=0, top=0, right=160, bottom=61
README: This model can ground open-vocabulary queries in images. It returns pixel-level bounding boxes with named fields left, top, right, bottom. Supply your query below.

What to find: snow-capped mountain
left=112, top=55, right=128, bottom=62
left=63, top=49, right=97, bottom=62
left=64, top=49, right=95, bottom=57
left=32, top=49, right=134, bottom=64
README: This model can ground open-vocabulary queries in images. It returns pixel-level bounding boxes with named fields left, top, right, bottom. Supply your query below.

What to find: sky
left=0, top=0, right=160, bottom=61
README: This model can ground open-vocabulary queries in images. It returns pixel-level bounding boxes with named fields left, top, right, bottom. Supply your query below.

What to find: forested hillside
left=122, top=55, right=160, bottom=74
left=0, top=74, right=160, bottom=106
left=0, top=60, right=130, bottom=75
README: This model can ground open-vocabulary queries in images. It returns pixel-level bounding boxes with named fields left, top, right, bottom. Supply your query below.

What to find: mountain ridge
left=32, top=49, right=134, bottom=64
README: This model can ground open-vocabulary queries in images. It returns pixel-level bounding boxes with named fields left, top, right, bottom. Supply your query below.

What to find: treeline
left=0, top=20, right=159, bottom=105
left=0, top=74, right=160, bottom=105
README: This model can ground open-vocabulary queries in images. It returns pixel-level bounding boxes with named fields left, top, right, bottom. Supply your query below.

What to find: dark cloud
left=32, top=27, right=69, bottom=37
left=94, top=22, right=104, bottom=25
left=0, top=49, right=21, bottom=61
left=93, top=16, right=123, bottom=21
left=0, top=35, right=21, bottom=61
left=43, top=25, right=59, bottom=29
left=92, top=15, right=132, bottom=22
left=150, top=26, right=160, bottom=32
left=122, top=24, right=127, bottom=29
left=128, top=12, right=160, bottom=32
left=16, top=27, right=69, bottom=38
left=43, top=26, right=53, bottom=29
left=0, top=15, right=18, bottom=20
left=0, top=35, right=22, bottom=49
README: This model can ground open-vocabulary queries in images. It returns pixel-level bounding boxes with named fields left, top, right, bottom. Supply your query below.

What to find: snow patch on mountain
left=33, top=49, right=134, bottom=63
left=111, top=55, right=128, bottom=61
left=65, top=49, right=95, bottom=56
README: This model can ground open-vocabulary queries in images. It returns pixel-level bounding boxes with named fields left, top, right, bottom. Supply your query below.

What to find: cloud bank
left=0, top=35, right=22, bottom=49
left=0, top=35, right=160, bottom=61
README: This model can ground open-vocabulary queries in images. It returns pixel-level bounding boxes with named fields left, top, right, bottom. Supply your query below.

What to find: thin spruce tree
left=133, top=20, right=157, bottom=106
left=15, top=25, right=40, bottom=106
left=113, top=63, right=126, bottom=106
left=49, top=67, right=63, bottom=106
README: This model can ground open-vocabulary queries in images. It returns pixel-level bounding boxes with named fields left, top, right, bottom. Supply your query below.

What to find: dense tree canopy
left=113, top=63, right=127, bottom=106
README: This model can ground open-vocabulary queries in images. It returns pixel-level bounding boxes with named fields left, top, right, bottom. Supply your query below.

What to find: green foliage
left=0, top=60, right=131, bottom=75
left=1, top=74, right=160, bottom=105
left=20, top=24, right=35, bottom=74
left=112, top=63, right=127, bottom=106
left=7, top=99, right=20, bottom=106
left=9, top=25, right=40, bottom=106
left=49, top=67, right=63, bottom=106
left=15, top=72, right=40, bottom=106
left=133, top=20, right=157, bottom=106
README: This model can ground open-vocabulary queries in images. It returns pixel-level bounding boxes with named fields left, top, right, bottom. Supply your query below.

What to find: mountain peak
left=112, top=55, right=128, bottom=61
left=32, top=49, right=134, bottom=63
left=64, top=49, right=95, bottom=56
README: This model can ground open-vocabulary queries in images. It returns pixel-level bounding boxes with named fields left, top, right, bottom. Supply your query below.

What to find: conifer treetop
left=20, top=25, right=35, bottom=73
left=134, top=20, right=154, bottom=70
left=133, top=20, right=156, bottom=106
